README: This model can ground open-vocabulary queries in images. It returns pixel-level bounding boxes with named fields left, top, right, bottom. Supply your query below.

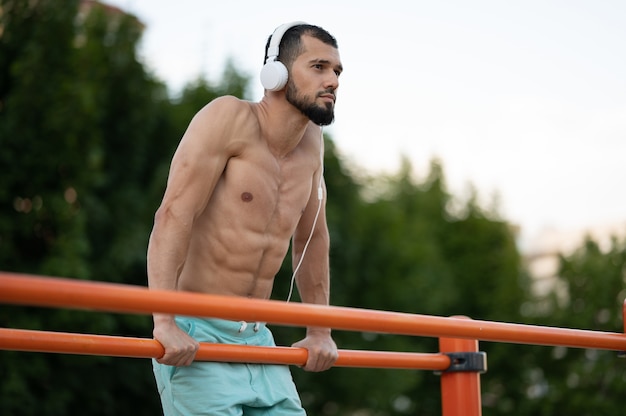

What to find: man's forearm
left=147, top=213, right=193, bottom=325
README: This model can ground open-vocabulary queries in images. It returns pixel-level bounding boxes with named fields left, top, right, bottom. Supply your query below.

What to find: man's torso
left=178, top=99, right=321, bottom=299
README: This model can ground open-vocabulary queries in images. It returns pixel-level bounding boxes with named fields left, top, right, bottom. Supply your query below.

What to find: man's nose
left=324, top=70, right=339, bottom=90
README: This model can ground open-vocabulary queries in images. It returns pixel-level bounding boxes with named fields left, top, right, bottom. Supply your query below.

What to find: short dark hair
left=263, top=24, right=338, bottom=69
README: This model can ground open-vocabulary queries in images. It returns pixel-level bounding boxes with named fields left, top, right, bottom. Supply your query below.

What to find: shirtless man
left=148, top=23, right=342, bottom=415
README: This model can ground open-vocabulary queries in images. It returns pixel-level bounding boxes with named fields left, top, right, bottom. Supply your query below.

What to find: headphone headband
left=265, top=21, right=307, bottom=63
left=261, top=21, right=308, bottom=91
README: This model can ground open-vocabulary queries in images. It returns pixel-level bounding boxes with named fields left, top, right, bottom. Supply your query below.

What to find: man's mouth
left=319, top=92, right=336, bottom=103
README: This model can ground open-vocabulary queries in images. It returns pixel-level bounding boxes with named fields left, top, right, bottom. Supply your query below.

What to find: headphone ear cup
left=260, top=61, right=288, bottom=91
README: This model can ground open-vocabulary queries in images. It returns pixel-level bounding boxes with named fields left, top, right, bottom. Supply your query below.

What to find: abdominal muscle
left=178, top=223, right=292, bottom=299
left=176, top=163, right=311, bottom=300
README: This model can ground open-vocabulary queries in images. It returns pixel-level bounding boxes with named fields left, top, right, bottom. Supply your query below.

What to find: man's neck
left=256, top=94, right=311, bottom=158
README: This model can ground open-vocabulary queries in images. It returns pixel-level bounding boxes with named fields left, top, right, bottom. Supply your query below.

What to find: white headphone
left=260, top=21, right=307, bottom=91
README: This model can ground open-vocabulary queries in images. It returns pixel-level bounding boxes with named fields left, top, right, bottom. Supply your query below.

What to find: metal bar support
left=439, top=316, right=484, bottom=416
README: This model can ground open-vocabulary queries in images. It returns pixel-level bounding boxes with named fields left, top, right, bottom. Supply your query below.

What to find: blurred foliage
left=1, top=1, right=624, bottom=415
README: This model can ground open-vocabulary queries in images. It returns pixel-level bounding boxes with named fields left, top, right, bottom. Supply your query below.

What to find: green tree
left=1, top=1, right=254, bottom=413
left=284, top=156, right=528, bottom=415
left=439, top=189, right=531, bottom=416
left=1, top=2, right=168, bottom=414
left=514, top=236, right=626, bottom=416
left=1, top=0, right=89, bottom=277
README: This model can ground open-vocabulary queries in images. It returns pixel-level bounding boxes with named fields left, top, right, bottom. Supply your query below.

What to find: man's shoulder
left=196, top=95, right=256, bottom=124
left=202, top=95, right=253, bottom=116
left=210, top=95, right=249, bottom=107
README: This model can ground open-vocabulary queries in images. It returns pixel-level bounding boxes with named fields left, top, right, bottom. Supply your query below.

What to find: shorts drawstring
left=238, top=321, right=262, bottom=333
left=238, top=321, right=248, bottom=332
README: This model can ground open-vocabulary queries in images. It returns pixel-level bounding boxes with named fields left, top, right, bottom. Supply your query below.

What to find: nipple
left=241, top=192, right=253, bottom=202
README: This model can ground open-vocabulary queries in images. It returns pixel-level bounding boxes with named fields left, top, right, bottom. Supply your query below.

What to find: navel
left=241, top=192, right=253, bottom=202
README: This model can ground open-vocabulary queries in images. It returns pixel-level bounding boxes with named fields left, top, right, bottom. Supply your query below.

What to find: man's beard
left=285, top=81, right=335, bottom=126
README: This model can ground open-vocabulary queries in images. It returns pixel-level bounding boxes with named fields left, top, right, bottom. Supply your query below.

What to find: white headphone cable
left=286, top=128, right=324, bottom=302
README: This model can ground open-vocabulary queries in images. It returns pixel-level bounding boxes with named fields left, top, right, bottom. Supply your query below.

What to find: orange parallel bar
left=1, top=272, right=626, bottom=351
left=0, top=328, right=450, bottom=370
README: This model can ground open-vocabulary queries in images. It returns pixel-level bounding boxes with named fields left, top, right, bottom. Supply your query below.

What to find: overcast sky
left=108, top=0, right=626, bottom=252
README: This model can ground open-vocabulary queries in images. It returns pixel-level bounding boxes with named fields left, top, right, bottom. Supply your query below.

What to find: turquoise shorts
left=152, top=317, right=306, bottom=416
